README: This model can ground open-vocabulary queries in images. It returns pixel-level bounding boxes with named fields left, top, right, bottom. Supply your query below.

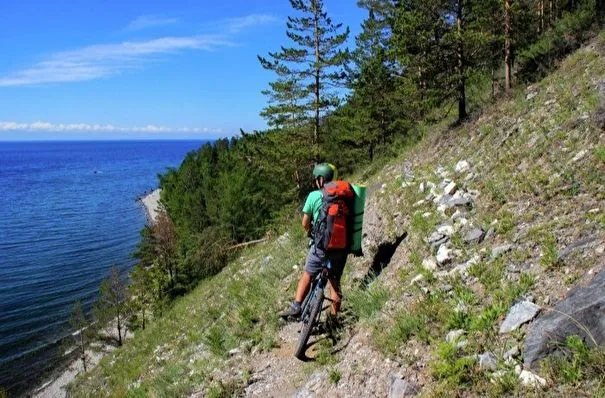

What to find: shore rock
left=524, top=267, right=605, bottom=368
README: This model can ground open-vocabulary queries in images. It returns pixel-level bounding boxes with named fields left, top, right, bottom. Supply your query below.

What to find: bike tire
left=294, top=288, right=324, bottom=360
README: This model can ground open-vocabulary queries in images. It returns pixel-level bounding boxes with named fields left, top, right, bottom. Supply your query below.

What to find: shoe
left=280, top=302, right=301, bottom=319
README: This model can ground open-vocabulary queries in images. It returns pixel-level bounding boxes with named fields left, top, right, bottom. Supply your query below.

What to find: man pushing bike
left=280, top=163, right=353, bottom=326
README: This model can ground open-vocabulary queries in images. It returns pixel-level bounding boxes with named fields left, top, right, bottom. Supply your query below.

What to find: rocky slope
left=68, top=33, right=605, bottom=398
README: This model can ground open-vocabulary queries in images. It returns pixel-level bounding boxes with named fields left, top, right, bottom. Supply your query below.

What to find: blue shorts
left=304, top=245, right=348, bottom=281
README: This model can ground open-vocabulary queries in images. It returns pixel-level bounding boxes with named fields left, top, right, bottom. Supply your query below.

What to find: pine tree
left=68, top=300, right=94, bottom=372
left=129, top=264, right=153, bottom=330
left=349, top=0, right=402, bottom=159
left=258, top=0, right=350, bottom=157
left=95, top=266, right=129, bottom=346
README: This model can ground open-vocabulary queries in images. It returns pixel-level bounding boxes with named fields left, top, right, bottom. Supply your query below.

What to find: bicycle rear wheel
left=294, top=288, right=324, bottom=360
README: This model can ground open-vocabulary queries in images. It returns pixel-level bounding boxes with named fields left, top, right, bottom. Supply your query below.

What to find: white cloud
left=0, top=13, right=276, bottom=87
left=0, top=35, right=231, bottom=86
left=226, top=14, right=277, bottom=33
left=126, top=15, right=179, bottom=31
left=0, top=121, right=223, bottom=135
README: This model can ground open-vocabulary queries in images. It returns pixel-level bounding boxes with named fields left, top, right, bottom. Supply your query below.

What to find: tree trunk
left=539, top=0, right=544, bottom=33
left=313, top=0, right=320, bottom=154
left=79, top=333, right=87, bottom=372
left=457, top=0, right=467, bottom=122
left=117, top=313, right=122, bottom=346
left=598, top=0, right=605, bottom=19
left=504, top=0, right=512, bottom=91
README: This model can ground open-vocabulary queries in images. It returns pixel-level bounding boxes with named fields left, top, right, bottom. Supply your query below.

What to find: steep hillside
left=69, top=33, right=605, bottom=397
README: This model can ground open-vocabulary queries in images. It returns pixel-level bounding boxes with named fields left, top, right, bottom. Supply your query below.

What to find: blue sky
left=0, top=1, right=365, bottom=141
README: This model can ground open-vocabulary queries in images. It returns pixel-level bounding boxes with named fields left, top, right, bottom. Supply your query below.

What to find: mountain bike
left=294, top=260, right=332, bottom=360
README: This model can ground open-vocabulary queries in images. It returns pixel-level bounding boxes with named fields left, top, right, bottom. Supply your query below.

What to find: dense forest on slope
left=129, top=0, right=604, bottom=311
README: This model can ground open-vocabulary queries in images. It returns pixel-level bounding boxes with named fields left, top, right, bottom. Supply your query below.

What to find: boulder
left=524, top=267, right=605, bottom=368
left=499, top=301, right=541, bottom=334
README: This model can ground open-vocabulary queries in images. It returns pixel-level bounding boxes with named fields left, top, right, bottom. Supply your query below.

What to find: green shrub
left=540, top=234, right=561, bottom=269
left=542, top=335, right=605, bottom=387
left=430, top=341, right=476, bottom=385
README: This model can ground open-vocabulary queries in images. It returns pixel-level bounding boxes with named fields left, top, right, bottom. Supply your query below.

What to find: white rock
left=478, top=352, right=498, bottom=371
left=436, top=245, right=453, bottom=265
left=419, top=182, right=426, bottom=193
left=446, top=329, right=465, bottom=343
left=422, top=212, right=433, bottom=218
left=422, top=258, right=438, bottom=271
left=437, top=225, right=455, bottom=236
left=572, top=149, right=587, bottom=162
left=519, top=370, right=546, bottom=387
left=410, top=274, right=425, bottom=285
left=413, top=200, right=426, bottom=207
left=444, top=181, right=458, bottom=195
left=436, top=166, right=449, bottom=178
left=455, top=160, right=470, bottom=173
left=526, top=92, right=537, bottom=101
left=588, top=208, right=600, bottom=214
left=499, top=301, right=542, bottom=334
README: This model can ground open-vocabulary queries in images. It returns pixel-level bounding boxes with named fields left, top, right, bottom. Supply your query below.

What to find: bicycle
left=294, top=260, right=332, bottom=360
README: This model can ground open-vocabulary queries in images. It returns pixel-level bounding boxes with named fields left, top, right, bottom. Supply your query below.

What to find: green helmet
left=312, top=163, right=337, bottom=182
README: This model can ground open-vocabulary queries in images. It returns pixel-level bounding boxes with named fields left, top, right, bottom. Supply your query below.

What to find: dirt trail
left=243, top=323, right=309, bottom=397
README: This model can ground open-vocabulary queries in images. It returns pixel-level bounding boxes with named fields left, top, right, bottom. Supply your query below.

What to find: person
left=280, top=163, right=349, bottom=323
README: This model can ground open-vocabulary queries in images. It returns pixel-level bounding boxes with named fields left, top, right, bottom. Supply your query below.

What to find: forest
left=101, top=0, right=603, bottom=328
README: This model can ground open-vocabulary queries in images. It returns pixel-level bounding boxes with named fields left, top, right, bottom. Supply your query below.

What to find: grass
left=346, top=282, right=389, bottom=321
left=542, top=335, right=605, bottom=393
left=541, top=234, right=561, bottom=269
left=68, top=222, right=309, bottom=397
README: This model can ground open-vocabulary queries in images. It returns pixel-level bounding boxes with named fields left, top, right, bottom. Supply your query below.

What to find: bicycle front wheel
left=294, top=288, right=324, bottom=360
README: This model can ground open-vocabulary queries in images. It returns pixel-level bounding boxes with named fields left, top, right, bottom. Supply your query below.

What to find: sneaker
left=280, top=302, right=301, bottom=319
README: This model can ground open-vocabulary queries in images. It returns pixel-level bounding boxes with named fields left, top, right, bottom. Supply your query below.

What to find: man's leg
left=280, top=248, right=323, bottom=318
left=328, top=278, right=342, bottom=315
left=295, top=271, right=313, bottom=303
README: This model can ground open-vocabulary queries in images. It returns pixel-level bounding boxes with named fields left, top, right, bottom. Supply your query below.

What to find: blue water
left=0, top=140, right=204, bottom=395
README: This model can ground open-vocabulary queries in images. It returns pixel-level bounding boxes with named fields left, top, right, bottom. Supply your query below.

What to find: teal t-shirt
left=302, top=190, right=323, bottom=225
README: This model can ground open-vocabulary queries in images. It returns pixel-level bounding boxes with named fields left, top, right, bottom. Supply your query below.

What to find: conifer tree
left=258, top=0, right=350, bottom=157
left=348, top=0, right=401, bottom=159
left=95, top=266, right=129, bottom=346
left=129, top=264, right=153, bottom=330
left=68, top=300, right=94, bottom=372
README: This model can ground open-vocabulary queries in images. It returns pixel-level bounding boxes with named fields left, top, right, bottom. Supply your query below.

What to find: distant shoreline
left=139, top=188, right=161, bottom=224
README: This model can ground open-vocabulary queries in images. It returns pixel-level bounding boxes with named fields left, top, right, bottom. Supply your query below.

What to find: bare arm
left=302, top=213, right=311, bottom=232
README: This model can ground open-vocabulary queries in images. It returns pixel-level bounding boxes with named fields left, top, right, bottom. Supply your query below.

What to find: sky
left=0, top=0, right=366, bottom=141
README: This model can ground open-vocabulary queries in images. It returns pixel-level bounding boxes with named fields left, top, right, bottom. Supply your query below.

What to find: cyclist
left=280, top=163, right=348, bottom=325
